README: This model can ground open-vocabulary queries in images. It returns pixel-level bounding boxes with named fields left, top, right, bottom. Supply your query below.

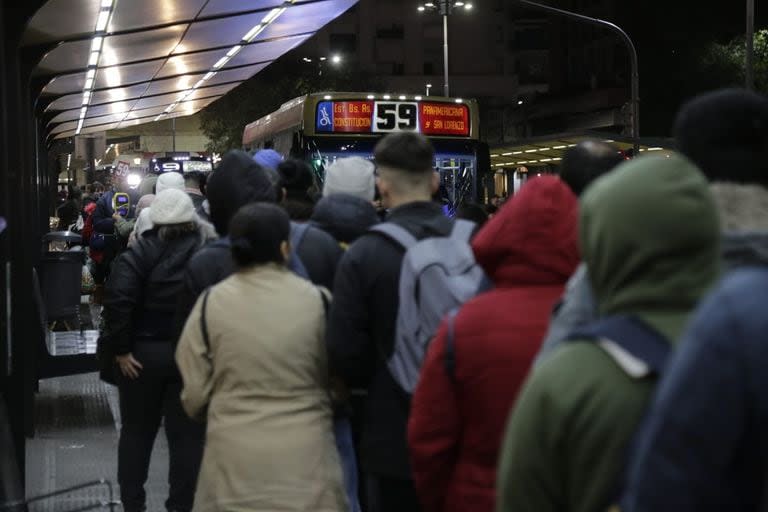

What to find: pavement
left=25, top=372, right=170, bottom=512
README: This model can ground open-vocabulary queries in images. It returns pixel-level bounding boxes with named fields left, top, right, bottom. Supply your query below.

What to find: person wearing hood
left=495, top=154, right=721, bottom=512
left=536, top=89, right=768, bottom=365
left=103, top=189, right=218, bottom=512
left=311, top=157, right=380, bottom=246
left=129, top=171, right=189, bottom=244
left=407, top=176, right=579, bottom=512
left=175, top=151, right=343, bottom=335
left=620, top=89, right=768, bottom=512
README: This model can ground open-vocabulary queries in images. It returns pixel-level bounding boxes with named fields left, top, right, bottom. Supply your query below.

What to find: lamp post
left=515, top=0, right=640, bottom=154
left=747, top=0, right=755, bottom=90
left=426, top=83, right=433, bottom=96
left=417, top=1, right=474, bottom=97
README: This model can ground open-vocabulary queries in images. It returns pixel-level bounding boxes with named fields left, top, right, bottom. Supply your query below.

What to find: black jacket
left=104, top=229, right=207, bottom=356
left=310, top=194, right=379, bottom=244
left=326, top=201, right=453, bottom=479
left=175, top=223, right=343, bottom=337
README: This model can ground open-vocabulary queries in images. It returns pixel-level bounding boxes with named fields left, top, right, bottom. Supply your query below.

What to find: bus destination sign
left=316, top=100, right=469, bottom=137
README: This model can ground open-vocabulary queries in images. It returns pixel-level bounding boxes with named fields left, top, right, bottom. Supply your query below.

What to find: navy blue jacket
left=310, top=193, right=379, bottom=245
left=622, top=266, right=768, bottom=511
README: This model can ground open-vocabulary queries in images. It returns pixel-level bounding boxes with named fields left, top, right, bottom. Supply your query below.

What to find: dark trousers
left=117, top=344, right=204, bottom=512
left=366, top=475, right=421, bottom=512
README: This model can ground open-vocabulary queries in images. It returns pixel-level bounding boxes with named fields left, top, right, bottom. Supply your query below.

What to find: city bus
left=242, top=92, right=489, bottom=214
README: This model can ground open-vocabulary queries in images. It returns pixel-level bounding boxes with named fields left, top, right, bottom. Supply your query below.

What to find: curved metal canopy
left=23, top=0, right=358, bottom=140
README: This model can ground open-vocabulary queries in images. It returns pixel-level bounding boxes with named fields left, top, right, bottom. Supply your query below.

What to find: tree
left=199, top=58, right=382, bottom=154
left=700, top=29, right=768, bottom=93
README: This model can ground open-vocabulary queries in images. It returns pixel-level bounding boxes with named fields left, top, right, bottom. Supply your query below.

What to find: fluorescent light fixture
left=553, top=145, right=567, bottom=149
left=455, top=98, right=463, bottom=103
left=455, top=1, right=465, bottom=5
left=513, top=151, right=523, bottom=155
left=84, top=78, right=94, bottom=90
left=100, top=0, right=112, bottom=7
left=553, top=157, right=563, bottom=161
left=226, top=45, right=242, bottom=58
left=518, top=161, right=528, bottom=165
left=242, top=24, right=265, bottom=42
left=319, top=56, right=327, bottom=61
left=324, top=95, right=332, bottom=100
left=465, top=3, right=473, bottom=9
left=193, top=79, right=206, bottom=89
left=76, top=119, right=84, bottom=134
left=154, top=115, right=164, bottom=122
left=501, top=152, right=513, bottom=156
left=261, top=7, right=285, bottom=24
left=203, top=72, right=216, bottom=81
left=96, top=9, right=110, bottom=31
left=541, top=158, right=553, bottom=162
left=80, top=106, right=87, bottom=116
left=539, top=147, right=551, bottom=151
left=133, top=158, right=142, bottom=165
left=490, top=154, right=499, bottom=157
left=303, top=57, right=312, bottom=62
left=568, top=144, right=577, bottom=147
left=366, top=95, right=375, bottom=99
left=417, top=5, right=425, bottom=11
left=213, top=56, right=229, bottom=69
left=648, top=147, right=663, bottom=151
left=86, top=69, right=96, bottom=79
left=517, top=100, right=524, bottom=105
left=415, top=96, right=423, bottom=100
left=383, top=95, right=391, bottom=100
left=82, top=91, right=91, bottom=104
left=525, top=149, right=538, bottom=153
left=91, top=37, right=103, bottom=52
left=604, top=139, right=615, bottom=143
left=399, top=95, right=406, bottom=100
left=425, top=1, right=435, bottom=6
left=88, top=51, right=100, bottom=66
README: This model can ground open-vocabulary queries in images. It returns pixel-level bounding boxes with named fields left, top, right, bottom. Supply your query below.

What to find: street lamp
left=425, top=83, right=433, bottom=96
left=417, top=0, right=474, bottom=97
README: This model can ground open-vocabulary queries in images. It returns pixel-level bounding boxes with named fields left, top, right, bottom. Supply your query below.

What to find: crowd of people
left=70, top=86, right=768, bottom=512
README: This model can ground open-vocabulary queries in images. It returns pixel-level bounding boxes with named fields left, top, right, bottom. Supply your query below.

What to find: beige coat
left=176, top=264, right=346, bottom=512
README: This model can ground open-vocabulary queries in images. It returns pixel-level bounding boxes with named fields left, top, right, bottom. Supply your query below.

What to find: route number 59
left=374, top=102, right=418, bottom=132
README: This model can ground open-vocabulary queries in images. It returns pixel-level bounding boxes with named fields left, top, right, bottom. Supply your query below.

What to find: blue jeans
left=334, top=416, right=361, bottom=512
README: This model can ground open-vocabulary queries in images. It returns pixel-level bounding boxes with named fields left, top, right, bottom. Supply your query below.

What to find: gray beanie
left=156, top=172, right=186, bottom=194
left=323, top=157, right=376, bottom=202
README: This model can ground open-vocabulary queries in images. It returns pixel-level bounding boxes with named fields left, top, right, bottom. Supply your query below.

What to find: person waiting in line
left=277, top=159, right=319, bottom=221
left=176, top=202, right=346, bottom=512
left=495, top=155, right=721, bottom=512
left=455, top=202, right=489, bottom=227
left=103, top=189, right=217, bottom=512
left=183, top=170, right=207, bottom=213
left=327, top=132, right=453, bottom=512
left=535, top=140, right=625, bottom=364
left=175, top=150, right=342, bottom=335
left=408, top=176, right=579, bottom=512
left=130, top=172, right=189, bottom=246
left=310, top=156, right=380, bottom=247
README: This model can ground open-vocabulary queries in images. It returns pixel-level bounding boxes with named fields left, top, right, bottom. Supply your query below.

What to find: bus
left=242, top=92, right=488, bottom=214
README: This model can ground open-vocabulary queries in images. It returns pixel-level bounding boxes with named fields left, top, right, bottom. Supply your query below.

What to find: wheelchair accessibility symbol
left=316, top=102, right=334, bottom=132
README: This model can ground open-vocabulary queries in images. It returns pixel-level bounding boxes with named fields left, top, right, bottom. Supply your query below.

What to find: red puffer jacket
left=408, top=175, right=580, bottom=512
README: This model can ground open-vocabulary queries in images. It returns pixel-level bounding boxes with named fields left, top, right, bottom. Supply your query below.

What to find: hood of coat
left=472, top=175, right=580, bottom=287
left=206, top=150, right=277, bottom=236
left=710, top=183, right=768, bottom=268
left=580, top=155, right=721, bottom=338
left=310, top=193, right=379, bottom=244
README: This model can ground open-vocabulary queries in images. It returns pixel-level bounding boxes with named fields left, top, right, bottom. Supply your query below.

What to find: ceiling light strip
left=76, top=0, right=115, bottom=135
left=157, top=0, right=296, bottom=121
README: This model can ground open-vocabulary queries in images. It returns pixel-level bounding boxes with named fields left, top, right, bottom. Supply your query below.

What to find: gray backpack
left=371, top=219, right=490, bottom=394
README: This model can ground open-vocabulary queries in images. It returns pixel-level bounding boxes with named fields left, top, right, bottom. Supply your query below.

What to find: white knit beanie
left=150, top=189, right=195, bottom=225
left=323, top=157, right=376, bottom=202
left=156, top=172, right=186, bottom=194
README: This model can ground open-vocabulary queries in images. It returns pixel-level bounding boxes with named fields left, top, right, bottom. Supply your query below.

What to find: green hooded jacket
left=496, top=155, right=721, bottom=512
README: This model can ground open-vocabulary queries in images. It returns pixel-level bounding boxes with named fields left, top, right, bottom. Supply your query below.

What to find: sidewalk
left=25, top=373, right=170, bottom=511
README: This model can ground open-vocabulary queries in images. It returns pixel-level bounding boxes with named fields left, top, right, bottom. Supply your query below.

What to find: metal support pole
left=171, top=117, right=176, bottom=152
left=516, top=0, right=640, bottom=153
left=746, top=0, right=755, bottom=90
left=443, top=9, right=450, bottom=97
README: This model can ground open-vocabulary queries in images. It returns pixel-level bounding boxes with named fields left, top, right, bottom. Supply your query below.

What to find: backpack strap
left=370, top=222, right=419, bottom=250
left=443, top=308, right=460, bottom=381
left=290, top=222, right=310, bottom=251
left=199, top=288, right=212, bottom=356
left=450, top=219, right=476, bottom=243
left=568, top=315, right=670, bottom=377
